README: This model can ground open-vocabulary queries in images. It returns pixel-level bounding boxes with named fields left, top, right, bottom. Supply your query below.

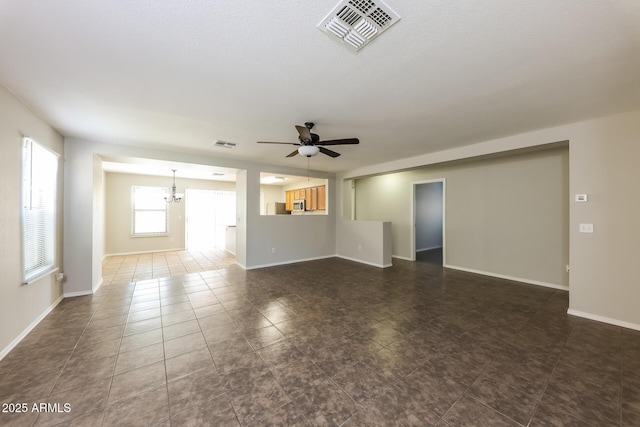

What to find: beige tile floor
left=102, top=249, right=237, bottom=285
left=1, top=249, right=639, bottom=426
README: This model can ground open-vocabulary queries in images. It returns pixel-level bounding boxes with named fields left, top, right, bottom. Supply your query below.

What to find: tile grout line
left=523, top=321, right=574, bottom=427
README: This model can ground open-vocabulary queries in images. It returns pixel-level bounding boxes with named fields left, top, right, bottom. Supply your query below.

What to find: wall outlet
left=272, top=247, right=276, bottom=253
left=358, top=244, right=362, bottom=251
left=56, top=273, right=65, bottom=281
left=579, top=223, right=594, bottom=233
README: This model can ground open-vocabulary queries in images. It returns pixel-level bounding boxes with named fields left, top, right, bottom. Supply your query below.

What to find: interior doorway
left=185, top=188, right=236, bottom=250
left=412, top=180, right=445, bottom=265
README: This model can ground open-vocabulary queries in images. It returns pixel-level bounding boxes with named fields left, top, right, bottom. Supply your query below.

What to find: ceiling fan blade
left=316, top=138, right=359, bottom=146
left=286, top=149, right=299, bottom=158
left=257, top=141, right=300, bottom=145
left=295, top=125, right=312, bottom=143
left=319, top=147, right=341, bottom=158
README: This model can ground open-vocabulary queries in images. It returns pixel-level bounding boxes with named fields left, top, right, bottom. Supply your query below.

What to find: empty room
left=1, top=1, right=640, bottom=426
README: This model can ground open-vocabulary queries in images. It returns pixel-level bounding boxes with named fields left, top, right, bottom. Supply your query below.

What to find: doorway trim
left=411, top=179, right=446, bottom=264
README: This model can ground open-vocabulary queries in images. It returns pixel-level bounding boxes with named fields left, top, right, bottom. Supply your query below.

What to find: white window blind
left=22, top=137, right=59, bottom=284
left=132, top=186, right=168, bottom=235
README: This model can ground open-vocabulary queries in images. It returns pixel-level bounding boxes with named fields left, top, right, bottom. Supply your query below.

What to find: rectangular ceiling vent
left=212, top=140, right=236, bottom=148
left=318, top=0, right=400, bottom=51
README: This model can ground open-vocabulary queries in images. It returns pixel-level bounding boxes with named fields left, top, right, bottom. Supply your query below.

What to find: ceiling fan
left=257, top=122, right=359, bottom=158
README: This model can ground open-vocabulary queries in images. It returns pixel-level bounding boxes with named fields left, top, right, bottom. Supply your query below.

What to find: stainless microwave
left=292, top=199, right=305, bottom=212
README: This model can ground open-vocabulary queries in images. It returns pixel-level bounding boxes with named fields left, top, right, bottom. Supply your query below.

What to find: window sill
left=23, top=267, right=59, bottom=286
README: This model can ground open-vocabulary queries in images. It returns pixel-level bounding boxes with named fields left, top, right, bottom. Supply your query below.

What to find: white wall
left=353, top=147, right=570, bottom=288
left=235, top=170, right=247, bottom=268
left=0, top=84, right=64, bottom=359
left=247, top=176, right=336, bottom=268
left=567, top=110, right=640, bottom=330
left=338, top=108, right=640, bottom=330
left=260, top=184, right=284, bottom=215
left=415, top=182, right=443, bottom=251
left=64, top=141, right=99, bottom=296
left=105, top=172, right=185, bottom=255
left=92, top=155, right=105, bottom=293
left=282, top=177, right=327, bottom=192
left=63, top=138, right=336, bottom=292
left=342, top=179, right=355, bottom=220
left=336, top=220, right=392, bottom=267
left=104, top=172, right=237, bottom=255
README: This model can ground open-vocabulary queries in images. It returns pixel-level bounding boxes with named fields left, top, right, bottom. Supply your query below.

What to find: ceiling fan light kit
left=319, top=0, right=400, bottom=51
left=298, top=145, right=320, bottom=157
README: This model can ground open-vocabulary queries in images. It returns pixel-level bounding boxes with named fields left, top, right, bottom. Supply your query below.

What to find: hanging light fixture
left=165, top=169, right=184, bottom=203
left=298, top=145, right=319, bottom=157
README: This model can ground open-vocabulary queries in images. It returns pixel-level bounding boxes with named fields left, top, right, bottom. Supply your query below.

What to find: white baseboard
left=63, top=290, right=94, bottom=298
left=336, top=255, right=392, bottom=268
left=246, top=255, right=336, bottom=270
left=567, top=309, right=640, bottom=332
left=392, top=255, right=414, bottom=261
left=444, top=264, right=569, bottom=291
left=416, top=246, right=443, bottom=252
left=248, top=254, right=393, bottom=270
left=0, top=294, right=64, bottom=362
left=92, top=278, right=103, bottom=294
left=104, top=248, right=186, bottom=257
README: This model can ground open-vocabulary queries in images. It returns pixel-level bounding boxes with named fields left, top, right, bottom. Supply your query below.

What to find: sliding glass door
left=185, top=188, right=236, bottom=250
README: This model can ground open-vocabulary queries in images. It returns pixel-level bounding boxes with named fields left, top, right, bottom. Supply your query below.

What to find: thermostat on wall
left=575, top=194, right=588, bottom=202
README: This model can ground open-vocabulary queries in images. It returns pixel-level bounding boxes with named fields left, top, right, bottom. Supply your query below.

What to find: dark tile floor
left=1, top=254, right=639, bottom=426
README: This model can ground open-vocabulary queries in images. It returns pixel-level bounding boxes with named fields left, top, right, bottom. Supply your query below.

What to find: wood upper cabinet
left=285, top=184, right=326, bottom=212
left=285, top=190, right=294, bottom=211
left=310, top=187, right=318, bottom=211
left=305, top=188, right=312, bottom=209
left=317, top=185, right=326, bottom=210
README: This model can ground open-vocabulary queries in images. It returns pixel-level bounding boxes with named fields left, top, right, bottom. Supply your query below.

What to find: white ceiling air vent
left=212, top=140, right=236, bottom=148
left=318, top=0, right=400, bottom=51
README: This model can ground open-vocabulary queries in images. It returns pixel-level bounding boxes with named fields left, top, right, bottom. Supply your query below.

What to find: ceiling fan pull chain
left=307, top=157, right=310, bottom=181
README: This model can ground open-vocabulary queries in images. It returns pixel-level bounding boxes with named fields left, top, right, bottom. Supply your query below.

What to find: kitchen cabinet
left=310, top=187, right=318, bottom=210
left=317, top=185, right=326, bottom=210
left=305, top=188, right=312, bottom=210
left=285, top=190, right=294, bottom=211
left=284, top=184, right=326, bottom=212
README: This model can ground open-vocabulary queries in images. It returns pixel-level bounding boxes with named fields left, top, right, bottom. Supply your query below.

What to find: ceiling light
left=261, top=176, right=286, bottom=184
left=298, top=146, right=320, bottom=157
left=164, top=169, right=184, bottom=203
left=318, top=0, right=400, bottom=51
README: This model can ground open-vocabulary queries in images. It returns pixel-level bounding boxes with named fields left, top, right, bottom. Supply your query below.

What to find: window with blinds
left=132, top=186, right=168, bottom=235
left=22, top=137, right=59, bottom=284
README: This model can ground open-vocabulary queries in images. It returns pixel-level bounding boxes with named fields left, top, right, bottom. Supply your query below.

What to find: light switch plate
left=579, top=223, right=594, bottom=233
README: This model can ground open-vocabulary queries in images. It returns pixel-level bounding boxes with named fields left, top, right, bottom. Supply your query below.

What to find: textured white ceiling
left=1, top=1, right=639, bottom=173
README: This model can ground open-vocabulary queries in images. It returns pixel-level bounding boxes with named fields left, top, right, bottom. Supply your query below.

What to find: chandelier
left=165, top=169, right=184, bottom=203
